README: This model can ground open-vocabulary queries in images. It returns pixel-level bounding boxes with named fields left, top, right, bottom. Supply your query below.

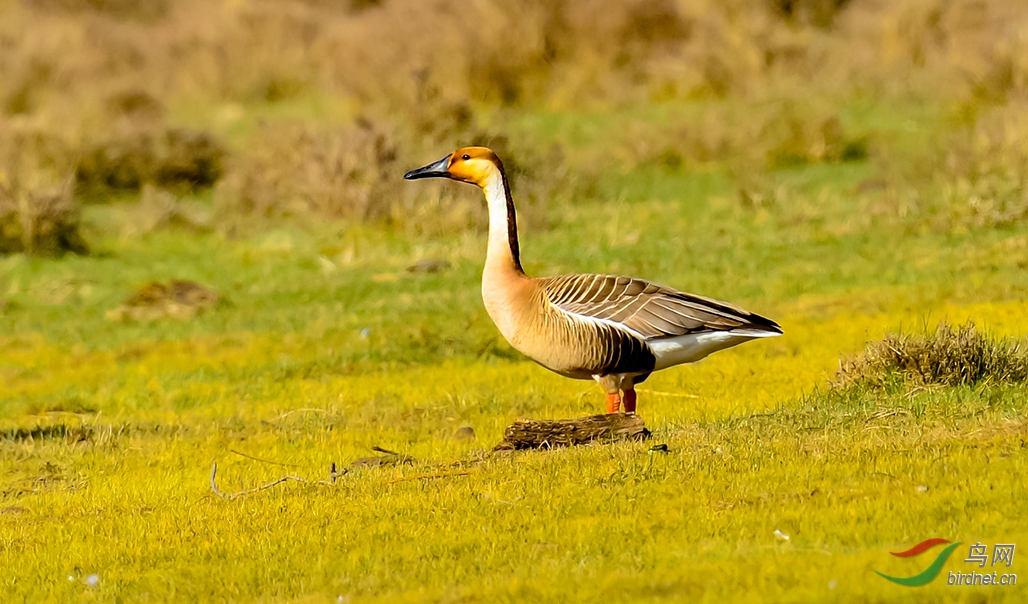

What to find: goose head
left=404, top=146, right=502, bottom=187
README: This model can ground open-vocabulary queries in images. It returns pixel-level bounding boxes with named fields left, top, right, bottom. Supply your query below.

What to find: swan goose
left=404, top=147, right=782, bottom=414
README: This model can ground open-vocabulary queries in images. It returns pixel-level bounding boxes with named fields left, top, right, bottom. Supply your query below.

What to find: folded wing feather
left=541, top=274, right=782, bottom=340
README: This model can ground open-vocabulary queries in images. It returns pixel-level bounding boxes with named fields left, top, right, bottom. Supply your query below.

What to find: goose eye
left=461, top=154, right=470, bottom=160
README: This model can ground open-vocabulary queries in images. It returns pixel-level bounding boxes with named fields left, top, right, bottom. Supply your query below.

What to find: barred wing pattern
left=541, top=274, right=782, bottom=340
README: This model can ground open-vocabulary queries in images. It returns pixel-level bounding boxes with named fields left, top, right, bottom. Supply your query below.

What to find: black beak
left=403, top=155, right=451, bottom=180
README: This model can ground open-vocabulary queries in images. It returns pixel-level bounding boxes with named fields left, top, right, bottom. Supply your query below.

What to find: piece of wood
left=494, top=413, right=650, bottom=450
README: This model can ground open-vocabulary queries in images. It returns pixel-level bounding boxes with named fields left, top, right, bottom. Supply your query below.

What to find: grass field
left=3, top=0, right=1028, bottom=601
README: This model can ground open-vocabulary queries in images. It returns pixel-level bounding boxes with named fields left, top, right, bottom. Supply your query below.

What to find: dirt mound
left=107, top=279, right=220, bottom=321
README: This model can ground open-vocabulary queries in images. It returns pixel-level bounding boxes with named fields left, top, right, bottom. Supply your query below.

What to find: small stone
left=773, top=529, right=790, bottom=541
left=915, top=485, right=929, bottom=493
left=454, top=426, right=476, bottom=440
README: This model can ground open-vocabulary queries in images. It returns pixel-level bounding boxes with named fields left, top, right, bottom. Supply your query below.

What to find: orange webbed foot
left=605, top=392, right=621, bottom=414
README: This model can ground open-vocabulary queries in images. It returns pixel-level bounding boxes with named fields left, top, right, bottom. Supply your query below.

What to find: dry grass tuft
left=76, top=125, right=225, bottom=193
left=835, top=322, right=1028, bottom=390
left=761, top=105, right=868, bottom=169
left=768, top=0, right=852, bottom=28
left=0, top=120, right=88, bottom=255
left=0, top=175, right=88, bottom=257
left=215, top=119, right=402, bottom=223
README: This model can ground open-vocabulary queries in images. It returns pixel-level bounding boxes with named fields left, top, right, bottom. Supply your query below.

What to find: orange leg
left=623, top=389, right=637, bottom=414
left=605, top=392, right=621, bottom=414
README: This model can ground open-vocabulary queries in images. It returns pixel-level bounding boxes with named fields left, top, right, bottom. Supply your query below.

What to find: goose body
left=405, top=147, right=781, bottom=413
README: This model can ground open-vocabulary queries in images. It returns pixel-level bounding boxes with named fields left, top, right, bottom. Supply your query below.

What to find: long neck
left=482, top=166, right=525, bottom=276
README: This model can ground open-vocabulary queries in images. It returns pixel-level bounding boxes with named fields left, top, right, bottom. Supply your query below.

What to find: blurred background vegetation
left=2, top=0, right=1028, bottom=254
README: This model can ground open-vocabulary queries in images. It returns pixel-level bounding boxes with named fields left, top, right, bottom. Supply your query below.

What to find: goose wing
left=539, top=274, right=782, bottom=340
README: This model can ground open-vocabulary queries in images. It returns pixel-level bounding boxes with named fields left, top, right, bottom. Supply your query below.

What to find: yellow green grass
left=3, top=160, right=1027, bottom=600
left=3, top=1, right=1028, bottom=597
